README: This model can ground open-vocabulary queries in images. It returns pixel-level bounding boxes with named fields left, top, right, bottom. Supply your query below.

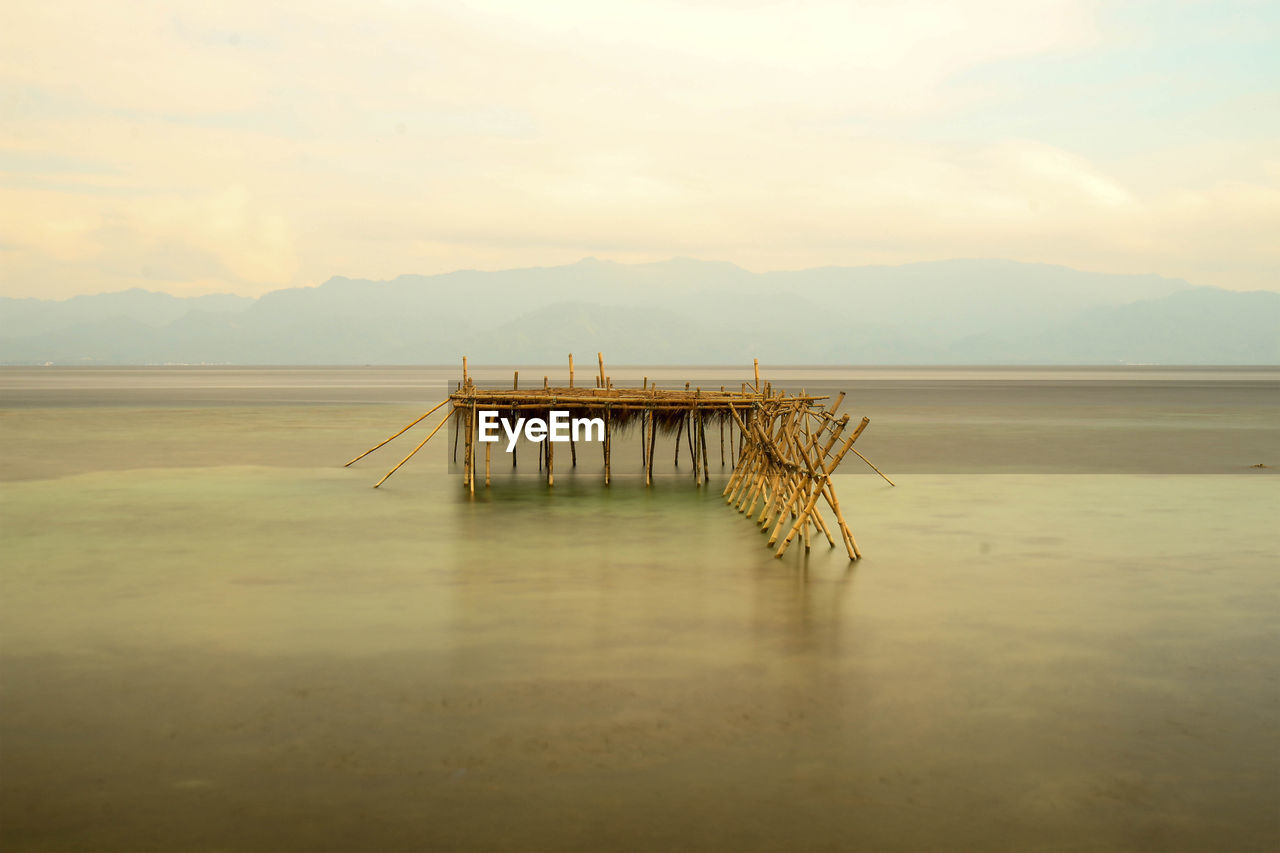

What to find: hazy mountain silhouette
left=0, top=288, right=252, bottom=338
left=2, top=259, right=1275, bottom=364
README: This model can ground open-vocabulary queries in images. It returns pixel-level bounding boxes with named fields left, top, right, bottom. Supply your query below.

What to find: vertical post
left=485, top=440, right=491, bottom=487
left=645, top=409, right=655, bottom=486
left=640, top=411, right=647, bottom=467
left=463, top=356, right=469, bottom=387
left=674, top=416, right=684, bottom=466
left=753, top=358, right=759, bottom=389
left=465, top=402, right=476, bottom=489
left=463, top=404, right=472, bottom=490
left=547, top=431, right=554, bottom=486
left=701, top=411, right=710, bottom=485
left=691, top=394, right=700, bottom=485
left=598, top=352, right=605, bottom=387
left=692, top=408, right=701, bottom=485
left=604, top=407, right=611, bottom=485
left=469, top=403, right=476, bottom=495
left=513, top=371, right=519, bottom=390
left=569, top=354, right=574, bottom=388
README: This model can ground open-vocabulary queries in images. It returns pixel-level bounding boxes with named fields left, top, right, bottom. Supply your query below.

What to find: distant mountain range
left=2, top=259, right=1276, bottom=364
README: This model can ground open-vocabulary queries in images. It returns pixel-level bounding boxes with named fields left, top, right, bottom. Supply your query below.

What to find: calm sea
left=2, top=366, right=1277, bottom=851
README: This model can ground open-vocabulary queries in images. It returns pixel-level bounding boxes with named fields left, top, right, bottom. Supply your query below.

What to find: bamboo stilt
left=372, top=405, right=457, bottom=488
left=345, top=398, right=449, bottom=466
left=686, top=411, right=695, bottom=465
left=691, top=409, right=700, bottom=486
left=469, top=403, right=476, bottom=495
left=463, top=405, right=471, bottom=489
left=452, top=406, right=460, bottom=462
left=674, top=416, right=684, bottom=466
left=640, top=411, right=648, bottom=468
left=700, top=411, right=709, bottom=485
left=646, top=409, right=656, bottom=486
left=850, top=447, right=896, bottom=486
left=604, top=408, right=611, bottom=485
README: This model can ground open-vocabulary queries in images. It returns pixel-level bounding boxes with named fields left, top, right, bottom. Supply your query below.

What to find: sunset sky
left=2, top=0, right=1277, bottom=299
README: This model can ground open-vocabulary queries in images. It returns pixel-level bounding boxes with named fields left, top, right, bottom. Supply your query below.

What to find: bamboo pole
left=646, top=409, right=656, bottom=486
left=691, top=407, right=700, bottom=485
left=344, top=398, right=449, bottom=466
left=822, top=480, right=859, bottom=559
left=372, top=405, right=457, bottom=488
left=453, top=405, right=461, bottom=462
left=640, top=411, right=647, bottom=468
left=674, top=416, right=684, bottom=466
left=568, top=353, right=574, bottom=388
left=485, top=440, right=491, bottom=487
left=598, top=352, right=605, bottom=387
left=850, top=447, right=895, bottom=486
left=604, top=408, right=611, bottom=485
left=809, top=502, right=836, bottom=548
left=700, top=411, right=710, bottom=485
left=547, top=432, right=554, bottom=486
left=469, top=402, right=476, bottom=495
left=463, top=403, right=472, bottom=489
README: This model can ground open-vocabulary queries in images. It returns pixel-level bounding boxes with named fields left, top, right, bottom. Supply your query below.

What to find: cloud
left=0, top=0, right=1276, bottom=297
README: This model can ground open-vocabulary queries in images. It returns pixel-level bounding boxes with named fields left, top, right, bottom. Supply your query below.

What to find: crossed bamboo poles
left=345, top=356, right=893, bottom=560
left=721, top=389, right=895, bottom=559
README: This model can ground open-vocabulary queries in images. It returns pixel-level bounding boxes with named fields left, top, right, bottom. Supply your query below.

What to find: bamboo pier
left=346, top=354, right=892, bottom=560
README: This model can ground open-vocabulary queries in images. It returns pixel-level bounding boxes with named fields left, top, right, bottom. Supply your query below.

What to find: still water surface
left=1, top=367, right=1277, bottom=851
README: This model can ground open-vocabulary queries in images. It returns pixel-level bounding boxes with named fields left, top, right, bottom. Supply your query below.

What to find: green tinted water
left=2, top=369, right=1277, bottom=851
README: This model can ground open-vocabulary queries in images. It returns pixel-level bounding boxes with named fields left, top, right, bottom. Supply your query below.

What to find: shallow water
left=1, top=368, right=1277, bottom=851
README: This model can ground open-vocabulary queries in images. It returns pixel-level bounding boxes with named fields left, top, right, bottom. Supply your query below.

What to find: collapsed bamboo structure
left=346, top=355, right=892, bottom=560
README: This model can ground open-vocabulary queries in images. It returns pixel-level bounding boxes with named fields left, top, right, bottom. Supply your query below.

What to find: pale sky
left=1, top=0, right=1277, bottom=299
